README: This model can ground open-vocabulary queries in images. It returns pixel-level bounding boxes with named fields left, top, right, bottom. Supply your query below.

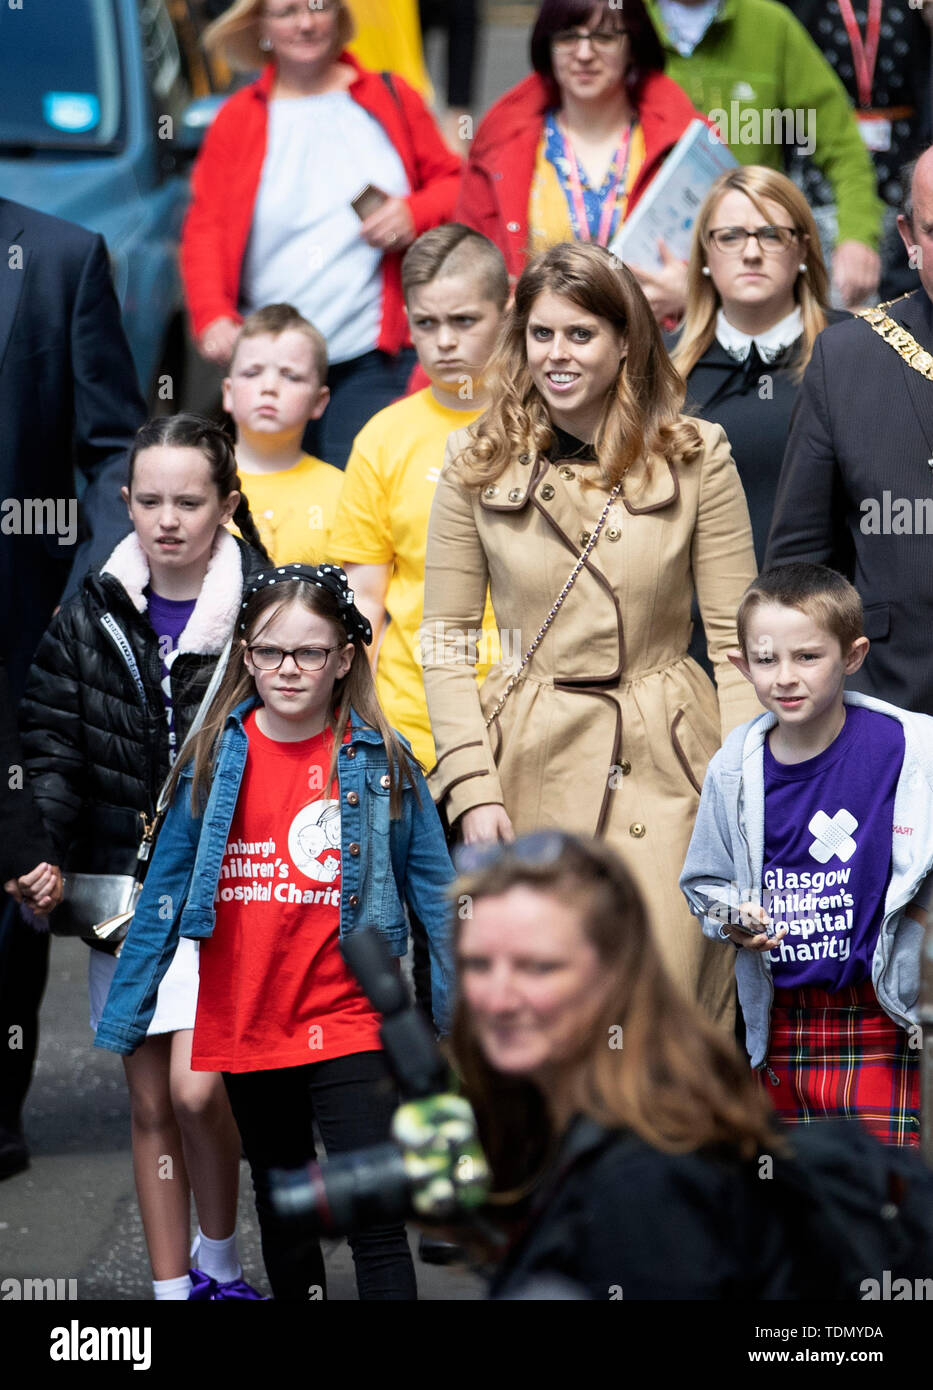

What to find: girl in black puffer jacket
left=18, top=414, right=269, bottom=1300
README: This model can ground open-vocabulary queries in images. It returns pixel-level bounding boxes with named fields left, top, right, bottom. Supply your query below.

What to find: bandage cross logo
left=808, top=808, right=858, bottom=864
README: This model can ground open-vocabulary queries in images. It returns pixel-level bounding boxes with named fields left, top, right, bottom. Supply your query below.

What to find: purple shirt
left=145, top=588, right=196, bottom=764
left=762, top=705, right=905, bottom=990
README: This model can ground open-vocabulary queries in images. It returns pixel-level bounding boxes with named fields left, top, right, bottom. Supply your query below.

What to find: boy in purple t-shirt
left=681, top=564, right=933, bottom=1147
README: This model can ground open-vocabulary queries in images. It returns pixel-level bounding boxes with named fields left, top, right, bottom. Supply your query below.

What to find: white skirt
left=89, top=936, right=200, bottom=1035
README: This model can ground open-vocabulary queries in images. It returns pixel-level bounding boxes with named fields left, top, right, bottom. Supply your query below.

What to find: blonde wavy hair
left=670, top=166, right=830, bottom=384
left=204, top=0, right=355, bottom=72
left=458, top=242, right=702, bottom=494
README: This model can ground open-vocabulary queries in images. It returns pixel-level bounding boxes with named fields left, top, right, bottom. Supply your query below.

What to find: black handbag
left=56, top=617, right=231, bottom=952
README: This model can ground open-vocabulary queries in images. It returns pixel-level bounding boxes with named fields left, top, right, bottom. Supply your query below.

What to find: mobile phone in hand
left=351, top=184, right=388, bottom=220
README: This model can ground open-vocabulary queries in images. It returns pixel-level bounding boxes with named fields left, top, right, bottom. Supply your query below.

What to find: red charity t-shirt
left=192, top=710, right=383, bottom=1072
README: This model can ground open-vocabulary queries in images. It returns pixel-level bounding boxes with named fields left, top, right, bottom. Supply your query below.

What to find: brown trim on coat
left=441, top=769, right=491, bottom=798
left=670, top=707, right=703, bottom=796
left=622, top=460, right=680, bottom=515
left=429, top=739, right=485, bottom=774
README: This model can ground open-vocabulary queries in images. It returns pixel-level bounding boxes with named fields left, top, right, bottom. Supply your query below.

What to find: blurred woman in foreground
left=452, top=832, right=801, bottom=1299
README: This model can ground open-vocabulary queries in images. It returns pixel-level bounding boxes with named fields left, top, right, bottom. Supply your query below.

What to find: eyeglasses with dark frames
left=551, top=26, right=628, bottom=51
left=247, top=644, right=342, bottom=671
left=707, top=225, right=801, bottom=254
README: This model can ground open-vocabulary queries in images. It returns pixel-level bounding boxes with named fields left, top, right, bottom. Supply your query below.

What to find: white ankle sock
left=194, top=1228, right=241, bottom=1284
left=153, top=1274, right=193, bottom=1301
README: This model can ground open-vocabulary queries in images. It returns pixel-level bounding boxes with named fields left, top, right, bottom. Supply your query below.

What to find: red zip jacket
left=180, top=53, right=462, bottom=350
left=455, top=71, right=707, bottom=280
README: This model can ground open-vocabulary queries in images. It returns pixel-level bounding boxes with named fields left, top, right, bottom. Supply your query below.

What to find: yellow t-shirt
left=329, top=389, right=500, bottom=768
left=231, top=453, right=345, bottom=565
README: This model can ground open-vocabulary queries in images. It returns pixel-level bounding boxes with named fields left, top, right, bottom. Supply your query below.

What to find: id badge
left=856, top=114, right=892, bottom=152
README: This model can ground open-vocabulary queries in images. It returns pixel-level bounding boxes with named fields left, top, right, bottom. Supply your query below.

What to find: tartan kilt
left=763, top=979, right=920, bottom=1148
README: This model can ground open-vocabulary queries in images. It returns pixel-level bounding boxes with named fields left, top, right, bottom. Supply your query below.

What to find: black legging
left=419, top=0, right=479, bottom=109
left=223, top=1050, right=417, bottom=1301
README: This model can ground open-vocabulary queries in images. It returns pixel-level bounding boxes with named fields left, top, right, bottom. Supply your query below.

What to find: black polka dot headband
left=239, top=563, right=373, bottom=645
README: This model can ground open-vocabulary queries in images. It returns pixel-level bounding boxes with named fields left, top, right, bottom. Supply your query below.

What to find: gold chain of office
left=854, top=302, right=933, bottom=381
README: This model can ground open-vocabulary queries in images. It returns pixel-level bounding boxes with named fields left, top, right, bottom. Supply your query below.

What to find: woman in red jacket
left=456, top=0, right=702, bottom=321
left=183, top=0, right=461, bottom=467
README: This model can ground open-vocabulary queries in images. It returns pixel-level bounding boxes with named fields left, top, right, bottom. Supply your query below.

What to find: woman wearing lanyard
left=455, top=0, right=707, bottom=321
left=784, top=0, right=931, bottom=300
left=181, top=0, right=461, bottom=469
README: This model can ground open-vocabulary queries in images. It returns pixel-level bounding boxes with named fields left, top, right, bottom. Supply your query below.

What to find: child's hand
left=16, top=862, right=63, bottom=915
left=722, top=902, right=787, bottom=952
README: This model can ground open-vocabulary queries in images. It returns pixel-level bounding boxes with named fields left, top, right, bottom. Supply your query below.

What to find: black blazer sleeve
left=60, top=233, right=145, bottom=604
left=764, top=335, right=855, bottom=577
left=0, top=657, right=53, bottom=882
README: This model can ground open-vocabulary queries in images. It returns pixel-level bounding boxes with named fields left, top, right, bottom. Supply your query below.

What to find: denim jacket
left=94, top=698, right=456, bottom=1054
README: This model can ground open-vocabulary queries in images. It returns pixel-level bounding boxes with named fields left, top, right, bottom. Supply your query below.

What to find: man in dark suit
left=765, top=149, right=933, bottom=714
left=0, top=199, right=145, bottom=1177
left=0, top=197, right=146, bottom=700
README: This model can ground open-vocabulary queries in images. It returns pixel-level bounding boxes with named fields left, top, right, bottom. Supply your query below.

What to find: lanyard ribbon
left=836, top=0, right=883, bottom=109
left=559, top=120, right=636, bottom=247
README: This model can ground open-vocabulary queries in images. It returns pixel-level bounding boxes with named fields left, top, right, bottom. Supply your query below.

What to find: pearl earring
left=259, top=36, right=273, bottom=51
left=799, top=263, right=807, bottom=273
left=701, top=266, right=711, bottom=277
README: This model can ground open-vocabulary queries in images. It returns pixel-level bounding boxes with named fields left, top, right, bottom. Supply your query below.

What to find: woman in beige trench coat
left=420, top=243, right=761, bottom=1025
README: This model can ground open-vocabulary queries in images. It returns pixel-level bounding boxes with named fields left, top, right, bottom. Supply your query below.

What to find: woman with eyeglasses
left=455, top=0, right=706, bottom=321
left=670, top=167, right=843, bottom=579
left=420, top=240, right=761, bottom=1027
left=181, top=0, right=461, bottom=468
left=451, top=832, right=802, bottom=1299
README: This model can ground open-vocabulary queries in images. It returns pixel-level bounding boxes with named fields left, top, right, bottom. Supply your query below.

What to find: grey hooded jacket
left=680, top=692, right=933, bottom=1068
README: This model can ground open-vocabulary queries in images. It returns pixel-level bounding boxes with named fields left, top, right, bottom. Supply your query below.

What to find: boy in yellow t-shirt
left=224, top=304, right=344, bottom=564
left=330, top=225, right=508, bottom=770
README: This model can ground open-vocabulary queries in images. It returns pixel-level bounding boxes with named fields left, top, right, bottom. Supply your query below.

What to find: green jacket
left=645, top=0, right=883, bottom=247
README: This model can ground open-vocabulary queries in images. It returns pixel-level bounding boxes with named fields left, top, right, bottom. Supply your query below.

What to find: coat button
left=346, top=791, right=359, bottom=806
left=619, top=759, right=632, bottom=776
left=508, top=487, right=524, bottom=502
left=345, top=747, right=356, bottom=759
left=540, top=484, right=555, bottom=500
left=629, top=822, right=646, bottom=838
left=580, top=530, right=592, bottom=546
left=518, top=453, right=532, bottom=465
left=558, top=466, right=575, bottom=481
left=348, top=894, right=359, bottom=907
left=349, top=842, right=361, bottom=856
left=606, top=526, right=621, bottom=541
left=380, top=773, right=390, bottom=789
left=506, top=220, right=520, bottom=232
left=483, top=485, right=499, bottom=498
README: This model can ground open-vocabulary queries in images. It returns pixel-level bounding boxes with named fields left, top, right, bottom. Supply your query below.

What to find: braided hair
left=127, top=413, right=272, bottom=564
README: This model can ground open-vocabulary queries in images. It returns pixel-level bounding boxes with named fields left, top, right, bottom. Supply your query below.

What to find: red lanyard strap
left=836, top=0, right=882, bottom=110
left=559, top=120, right=636, bottom=247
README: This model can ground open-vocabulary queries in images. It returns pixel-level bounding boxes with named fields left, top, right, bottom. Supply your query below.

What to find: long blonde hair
left=670, top=166, right=830, bottom=384
left=204, top=0, right=355, bottom=72
left=458, top=242, right=703, bottom=493
left=164, top=579, right=420, bottom=819
left=452, top=834, right=784, bottom=1201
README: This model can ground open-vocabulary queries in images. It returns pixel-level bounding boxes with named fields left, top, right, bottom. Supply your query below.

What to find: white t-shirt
left=240, top=91, right=410, bottom=364
left=657, top=0, right=722, bottom=56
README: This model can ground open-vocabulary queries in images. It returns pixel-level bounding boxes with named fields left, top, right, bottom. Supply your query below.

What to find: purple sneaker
left=188, top=1268, right=217, bottom=1300
left=211, top=1276, right=266, bottom=1301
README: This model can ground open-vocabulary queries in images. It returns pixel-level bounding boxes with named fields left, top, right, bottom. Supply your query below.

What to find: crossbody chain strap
left=484, top=478, right=625, bottom=729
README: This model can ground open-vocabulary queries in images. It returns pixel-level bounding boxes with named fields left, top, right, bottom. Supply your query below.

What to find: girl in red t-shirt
left=132, top=562, right=455, bottom=1300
